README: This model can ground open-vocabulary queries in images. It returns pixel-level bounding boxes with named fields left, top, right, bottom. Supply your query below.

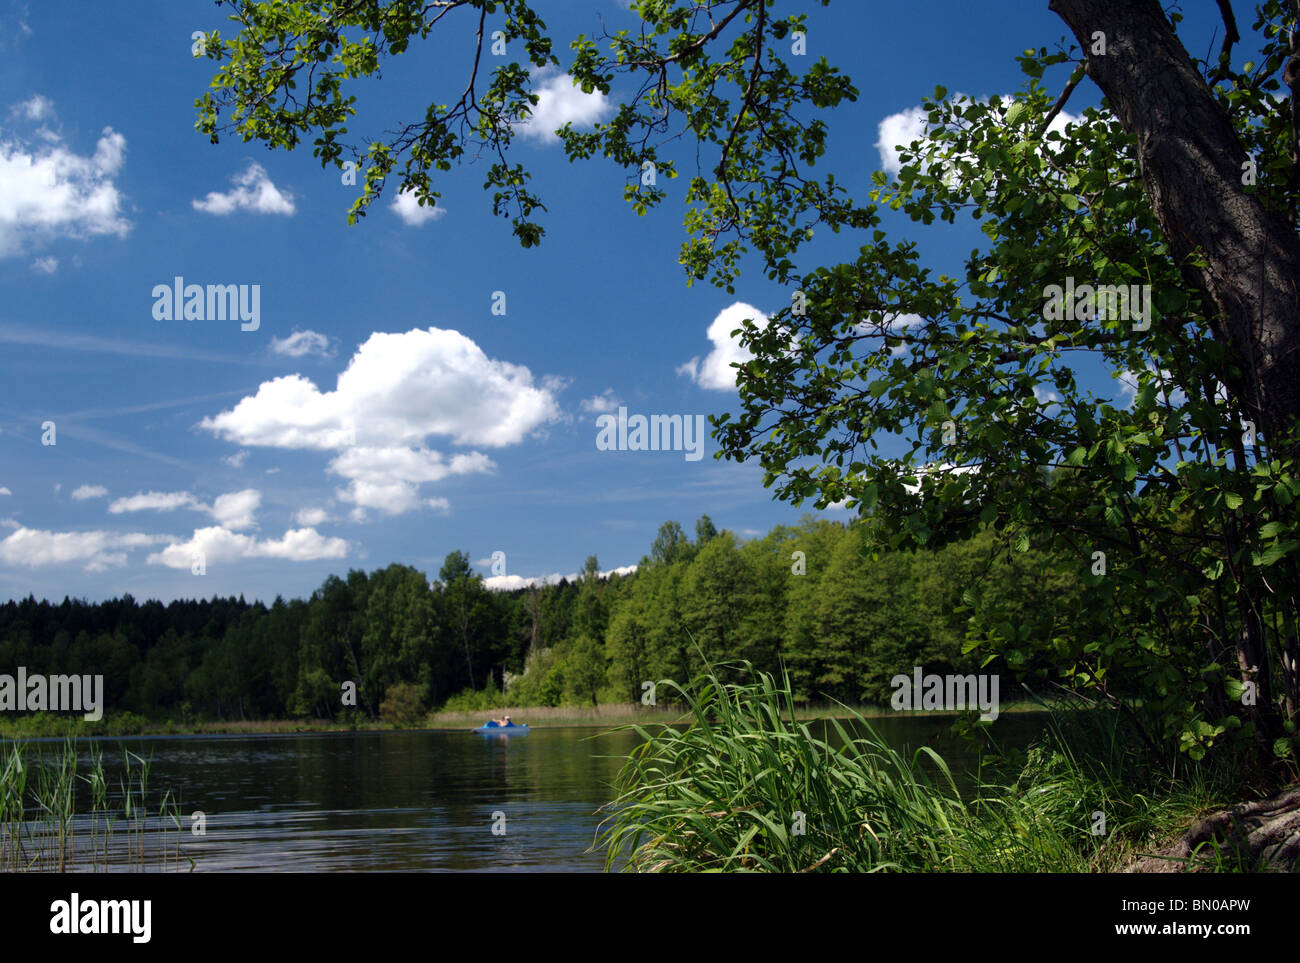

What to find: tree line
left=0, top=514, right=1096, bottom=725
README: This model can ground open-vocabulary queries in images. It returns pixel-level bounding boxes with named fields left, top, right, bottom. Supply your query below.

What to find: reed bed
left=0, top=737, right=186, bottom=872
left=594, top=661, right=1234, bottom=872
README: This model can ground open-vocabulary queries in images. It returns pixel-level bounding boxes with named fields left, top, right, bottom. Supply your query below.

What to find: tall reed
left=595, top=661, right=970, bottom=871
left=594, top=661, right=1235, bottom=872
left=0, top=736, right=185, bottom=872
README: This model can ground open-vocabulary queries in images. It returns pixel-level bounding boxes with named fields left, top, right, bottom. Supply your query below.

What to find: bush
left=438, top=684, right=509, bottom=714
left=502, top=646, right=564, bottom=707
left=379, top=682, right=427, bottom=728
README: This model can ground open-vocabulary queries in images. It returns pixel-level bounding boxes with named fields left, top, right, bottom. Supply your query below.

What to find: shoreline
left=0, top=700, right=1047, bottom=739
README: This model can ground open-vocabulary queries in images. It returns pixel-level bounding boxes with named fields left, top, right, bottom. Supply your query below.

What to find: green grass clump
left=595, top=662, right=971, bottom=872
left=595, top=661, right=1242, bottom=872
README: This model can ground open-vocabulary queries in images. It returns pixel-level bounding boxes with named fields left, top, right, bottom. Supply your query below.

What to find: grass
left=593, top=660, right=1244, bottom=872
left=0, top=736, right=186, bottom=872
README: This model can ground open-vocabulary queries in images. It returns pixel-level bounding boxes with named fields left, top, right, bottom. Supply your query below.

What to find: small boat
left=473, top=722, right=529, bottom=735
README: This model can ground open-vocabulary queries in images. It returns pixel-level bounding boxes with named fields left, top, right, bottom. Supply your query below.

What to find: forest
left=0, top=511, right=1092, bottom=728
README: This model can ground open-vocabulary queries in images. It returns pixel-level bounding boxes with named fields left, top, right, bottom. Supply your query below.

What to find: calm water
left=22, top=714, right=1047, bottom=872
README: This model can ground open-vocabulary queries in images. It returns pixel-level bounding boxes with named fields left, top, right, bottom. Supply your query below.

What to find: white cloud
left=108, top=488, right=261, bottom=529
left=330, top=447, right=492, bottom=515
left=0, top=113, right=129, bottom=258
left=12, top=94, right=52, bottom=122
left=678, top=302, right=765, bottom=391
left=210, top=489, right=260, bottom=530
left=484, top=563, right=637, bottom=591
left=515, top=67, right=614, bottom=143
left=0, top=487, right=10, bottom=496
left=1115, top=364, right=1186, bottom=409
left=902, top=462, right=981, bottom=496
left=294, top=506, right=333, bottom=527
left=201, top=327, right=561, bottom=516
left=875, top=95, right=1082, bottom=180
left=0, top=526, right=167, bottom=571
left=270, top=329, right=334, bottom=358
left=391, top=188, right=445, bottom=226
left=875, top=105, right=930, bottom=179
left=852, top=311, right=925, bottom=354
left=109, top=490, right=197, bottom=514
left=580, top=389, right=622, bottom=414
left=30, top=255, right=56, bottom=274
left=147, top=526, right=348, bottom=569
left=223, top=450, right=249, bottom=469
left=192, top=161, right=294, bottom=216
left=70, top=484, right=107, bottom=501
left=202, top=328, right=559, bottom=449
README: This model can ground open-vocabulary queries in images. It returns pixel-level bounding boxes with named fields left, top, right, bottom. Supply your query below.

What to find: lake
left=15, top=713, right=1048, bottom=872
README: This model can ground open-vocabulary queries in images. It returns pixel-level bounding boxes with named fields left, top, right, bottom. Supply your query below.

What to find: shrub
left=379, top=682, right=427, bottom=728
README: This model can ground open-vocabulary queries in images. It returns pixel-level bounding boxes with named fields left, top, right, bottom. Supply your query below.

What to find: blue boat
left=473, top=721, right=529, bottom=735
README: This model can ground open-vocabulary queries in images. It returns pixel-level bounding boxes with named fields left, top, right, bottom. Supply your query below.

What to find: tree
left=650, top=521, right=691, bottom=566
left=574, top=555, right=609, bottom=642
left=197, top=1, right=1300, bottom=764
left=435, top=551, right=491, bottom=691
left=695, top=515, right=719, bottom=546
left=361, top=564, right=437, bottom=711
left=1048, top=0, right=1300, bottom=450
left=562, top=634, right=607, bottom=705
left=679, top=531, right=776, bottom=676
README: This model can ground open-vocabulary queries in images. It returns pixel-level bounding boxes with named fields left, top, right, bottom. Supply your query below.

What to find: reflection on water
left=15, top=714, right=1045, bottom=872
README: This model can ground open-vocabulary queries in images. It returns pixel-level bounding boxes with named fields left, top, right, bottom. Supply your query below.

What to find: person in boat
left=490, top=714, right=513, bottom=727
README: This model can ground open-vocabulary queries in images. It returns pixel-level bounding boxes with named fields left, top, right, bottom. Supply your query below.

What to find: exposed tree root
left=1127, top=788, right=1300, bottom=872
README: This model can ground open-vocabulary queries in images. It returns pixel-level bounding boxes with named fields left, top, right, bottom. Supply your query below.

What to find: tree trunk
left=1049, top=0, right=1300, bottom=741
left=1049, top=0, right=1300, bottom=451
left=460, top=612, right=476, bottom=691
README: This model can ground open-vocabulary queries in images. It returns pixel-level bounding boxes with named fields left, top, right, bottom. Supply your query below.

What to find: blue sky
left=0, top=1, right=1233, bottom=603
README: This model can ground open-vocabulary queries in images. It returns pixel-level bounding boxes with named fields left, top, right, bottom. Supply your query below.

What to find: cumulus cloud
left=391, top=188, right=445, bottom=226
left=294, top=506, right=333, bottom=527
left=147, top=526, right=348, bottom=569
left=202, top=328, right=559, bottom=449
left=0, top=487, right=10, bottom=496
left=201, top=327, right=562, bottom=516
left=875, top=95, right=1082, bottom=179
left=108, top=488, right=261, bottom=530
left=192, top=161, right=294, bottom=216
left=30, top=255, right=56, bottom=274
left=70, top=484, right=107, bottom=501
left=0, top=104, right=130, bottom=258
left=222, top=450, right=249, bottom=469
left=210, top=489, right=261, bottom=529
left=875, top=105, right=930, bottom=179
left=515, top=67, right=614, bottom=143
left=677, top=302, right=765, bottom=391
left=580, top=389, right=622, bottom=414
left=0, top=526, right=168, bottom=571
left=270, top=329, right=334, bottom=358
left=484, top=563, right=637, bottom=591
left=330, top=447, right=492, bottom=515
